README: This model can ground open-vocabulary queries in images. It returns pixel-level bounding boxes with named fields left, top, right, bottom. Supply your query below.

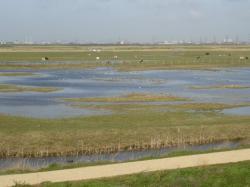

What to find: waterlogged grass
left=168, top=103, right=250, bottom=111
left=65, top=93, right=189, bottom=103
left=191, top=84, right=250, bottom=90
left=73, top=102, right=249, bottom=113
left=16, top=161, right=250, bottom=187
left=0, top=84, right=61, bottom=93
left=0, top=72, right=34, bottom=77
left=0, top=103, right=250, bottom=158
left=1, top=45, right=250, bottom=71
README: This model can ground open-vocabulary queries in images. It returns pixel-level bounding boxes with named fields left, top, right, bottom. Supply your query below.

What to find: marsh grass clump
left=0, top=84, right=61, bottom=93
left=190, top=84, right=250, bottom=90
left=0, top=72, right=34, bottom=77
left=65, top=93, right=189, bottom=103
left=72, top=102, right=250, bottom=115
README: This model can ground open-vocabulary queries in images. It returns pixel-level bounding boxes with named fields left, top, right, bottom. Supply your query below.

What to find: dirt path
left=1, top=149, right=250, bottom=187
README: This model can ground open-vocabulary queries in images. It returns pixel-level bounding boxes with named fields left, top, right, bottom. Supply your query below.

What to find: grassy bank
left=0, top=45, right=250, bottom=71
left=0, top=101, right=249, bottom=158
left=0, top=84, right=61, bottom=93
left=15, top=161, right=250, bottom=187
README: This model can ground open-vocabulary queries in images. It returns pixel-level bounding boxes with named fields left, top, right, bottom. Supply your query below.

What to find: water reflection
left=0, top=68, right=250, bottom=118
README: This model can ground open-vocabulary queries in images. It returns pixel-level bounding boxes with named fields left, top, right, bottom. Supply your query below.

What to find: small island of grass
left=0, top=72, right=35, bottom=77
left=0, top=84, right=61, bottom=93
left=65, top=93, right=190, bottom=103
left=190, top=84, right=250, bottom=90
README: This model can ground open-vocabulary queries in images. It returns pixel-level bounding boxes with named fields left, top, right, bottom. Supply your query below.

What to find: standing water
left=0, top=68, right=250, bottom=118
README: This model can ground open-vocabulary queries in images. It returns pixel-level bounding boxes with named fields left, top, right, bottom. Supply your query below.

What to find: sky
left=0, top=0, right=250, bottom=43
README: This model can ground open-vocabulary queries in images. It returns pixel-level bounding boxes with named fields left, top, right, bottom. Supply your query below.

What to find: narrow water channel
left=0, top=140, right=241, bottom=171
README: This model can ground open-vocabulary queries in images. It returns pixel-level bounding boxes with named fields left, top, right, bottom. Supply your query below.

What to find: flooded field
left=1, top=68, right=250, bottom=118
left=0, top=67, right=250, bottom=171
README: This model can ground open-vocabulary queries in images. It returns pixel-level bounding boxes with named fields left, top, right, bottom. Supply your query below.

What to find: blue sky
left=0, top=0, right=250, bottom=43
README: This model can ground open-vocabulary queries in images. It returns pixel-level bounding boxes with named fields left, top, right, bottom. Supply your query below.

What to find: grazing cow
left=239, top=56, right=248, bottom=60
left=42, top=57, right=49, bottom=61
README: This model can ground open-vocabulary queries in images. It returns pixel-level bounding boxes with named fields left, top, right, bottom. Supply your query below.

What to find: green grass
left=1, top=45, right=250, bottom=71
left=14, top=161, right=250, bottom=187
left=0, top=102, right=249, bottom=158
left=0, top=84, right=61, bottom=93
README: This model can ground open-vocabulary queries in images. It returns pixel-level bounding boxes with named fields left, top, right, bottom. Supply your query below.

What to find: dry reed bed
left=0, top=129, right=248, bottom=158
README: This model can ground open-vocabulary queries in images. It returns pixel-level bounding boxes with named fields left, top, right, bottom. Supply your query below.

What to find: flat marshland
left=0, top=45, right=250, bottom=167
left=0, top=101, right=250, bottom=158
left=0, top=45, right=250, bottom=70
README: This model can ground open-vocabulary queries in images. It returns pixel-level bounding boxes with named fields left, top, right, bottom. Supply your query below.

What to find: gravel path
left=0, top=149, right=250, bottom=187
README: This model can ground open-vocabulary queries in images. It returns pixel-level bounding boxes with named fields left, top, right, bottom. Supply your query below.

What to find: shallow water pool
left=1, top=68, right=250, bottom=118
